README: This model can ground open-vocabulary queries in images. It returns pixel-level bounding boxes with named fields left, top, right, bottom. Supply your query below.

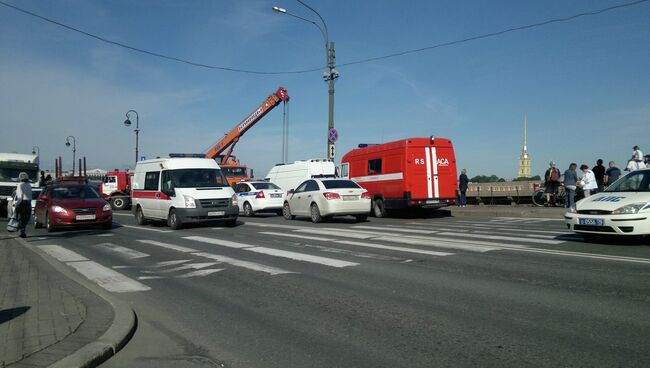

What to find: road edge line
left=16, top=237, right=137, bottom=368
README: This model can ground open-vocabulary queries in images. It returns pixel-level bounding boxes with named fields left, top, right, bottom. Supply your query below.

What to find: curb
left=445, top=206, right=567, bottom=219
left=16, top=237, right=137, bottom=368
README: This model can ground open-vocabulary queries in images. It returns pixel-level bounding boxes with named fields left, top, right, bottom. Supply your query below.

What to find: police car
left=565, top=168, right=650, bottom=239
left=234, top=181, right=286, bottom=216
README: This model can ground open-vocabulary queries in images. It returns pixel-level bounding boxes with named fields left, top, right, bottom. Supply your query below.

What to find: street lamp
left=65, top=136, right=76, bottom=175
left=273, top=1, right=339, bottom=160
left=124, top=110, right=140, bottom=164
left=31, top=146, right=40, bottom=156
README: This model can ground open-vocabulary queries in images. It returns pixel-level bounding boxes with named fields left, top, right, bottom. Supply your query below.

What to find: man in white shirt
left=15, top=172, right=33, bottom=238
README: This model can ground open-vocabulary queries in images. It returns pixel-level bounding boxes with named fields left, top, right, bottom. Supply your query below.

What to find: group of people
left=545, top=145, right=650, bottom=209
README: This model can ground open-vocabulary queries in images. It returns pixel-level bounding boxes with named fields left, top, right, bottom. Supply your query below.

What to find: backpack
left=550, top=169, right=560, bottom=182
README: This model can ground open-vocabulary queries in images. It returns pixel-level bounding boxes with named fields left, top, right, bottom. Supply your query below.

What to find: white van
left=131, top=157, right=238, bottom=229
left=264, top=159, right=337, bottom=191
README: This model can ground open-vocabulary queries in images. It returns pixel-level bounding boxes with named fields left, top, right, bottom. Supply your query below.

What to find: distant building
left=517, top=114, right=531, bottom=178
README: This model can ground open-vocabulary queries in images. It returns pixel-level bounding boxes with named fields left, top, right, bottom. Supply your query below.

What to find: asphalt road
left=22, top=211, right=650, bottom=368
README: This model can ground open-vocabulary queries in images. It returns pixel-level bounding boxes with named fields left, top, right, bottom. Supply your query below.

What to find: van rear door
left=433, top=145, right=458, bottom=199
left=407, top=148, right=430, bottom=199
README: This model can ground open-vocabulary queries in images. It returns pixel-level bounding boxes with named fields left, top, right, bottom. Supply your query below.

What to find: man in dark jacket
left=592, top=159, right=606, bottom=193
left=458, top=169, right=468, bottom=207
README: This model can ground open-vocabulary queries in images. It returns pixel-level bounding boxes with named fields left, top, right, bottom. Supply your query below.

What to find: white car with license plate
left=282, top=179, right=371, bottom=223
left=565, top=168, right=650, bottom=239
left=234, top=181, right=286, bottom=216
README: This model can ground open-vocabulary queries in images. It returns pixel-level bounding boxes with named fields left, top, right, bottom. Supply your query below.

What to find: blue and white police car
left=234, top=181, right=286, bottom=216
left=565, top=168, right=650, bottom=239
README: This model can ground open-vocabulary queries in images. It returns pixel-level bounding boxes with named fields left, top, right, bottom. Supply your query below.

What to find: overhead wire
left=0, top=0, right=647, bottom=74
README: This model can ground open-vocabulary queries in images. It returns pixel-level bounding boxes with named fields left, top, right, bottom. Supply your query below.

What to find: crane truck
left=205, top=87, right=289, bottom=186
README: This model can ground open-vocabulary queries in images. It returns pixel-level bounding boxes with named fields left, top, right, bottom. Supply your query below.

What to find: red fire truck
left=340, top=137, right=458, bottom=217
left=99, top=169, right=133, bottom=210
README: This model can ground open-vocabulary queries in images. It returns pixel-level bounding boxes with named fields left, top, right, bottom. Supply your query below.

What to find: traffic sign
left=328, top=128, right=339, bottom=144
left=140, top=156, right=146, bottom=161
left=328, top=143, right=335, bottom=159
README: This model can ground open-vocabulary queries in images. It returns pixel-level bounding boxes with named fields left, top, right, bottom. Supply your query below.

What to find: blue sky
left=1, top=0, right=648, bottom=179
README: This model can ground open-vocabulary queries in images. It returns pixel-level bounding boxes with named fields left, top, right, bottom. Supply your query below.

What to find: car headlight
left=568, top=207, right=577, bottom=213
left=51, top=205, right=67, bottom=213
left=102, top=204, right=112, bottom=212
left=231, top=194, right=238, bottom=207
left=184, top=195, right=196, bottom=208
left=612, top=202, right=647, bottom=215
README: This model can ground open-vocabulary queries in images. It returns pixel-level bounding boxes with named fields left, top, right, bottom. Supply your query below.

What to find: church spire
left=517, top=113, right=531, bottom=178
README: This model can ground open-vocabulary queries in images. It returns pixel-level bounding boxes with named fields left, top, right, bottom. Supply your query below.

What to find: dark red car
left=34, top=184, right=112, bottom=232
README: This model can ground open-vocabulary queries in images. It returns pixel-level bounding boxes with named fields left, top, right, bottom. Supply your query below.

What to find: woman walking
left=562, top=163, right=579, bottom=209
left=14, top=172, right=32, bottom=238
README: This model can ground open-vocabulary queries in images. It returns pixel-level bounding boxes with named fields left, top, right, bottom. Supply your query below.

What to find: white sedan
left=565, top=168, right=650, bottom=240
left=282, top=179, right=371, bottom=223
left=234, top=181, right=286, bottom=216
left=6, top=188, right=42, bottom=219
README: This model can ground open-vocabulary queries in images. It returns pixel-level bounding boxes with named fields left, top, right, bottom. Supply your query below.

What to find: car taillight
left=255, top=191, right=265, bottom=199
left=323, top=192, right=341, bottom=200
left=361, top=192, right=371, bottom=199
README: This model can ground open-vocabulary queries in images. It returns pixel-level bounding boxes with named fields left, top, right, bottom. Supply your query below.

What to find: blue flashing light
left=168, top=153, right=206, bottom=158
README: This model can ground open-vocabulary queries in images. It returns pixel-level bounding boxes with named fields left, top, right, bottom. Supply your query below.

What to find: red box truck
left=340, top=137, right=458, bottom=217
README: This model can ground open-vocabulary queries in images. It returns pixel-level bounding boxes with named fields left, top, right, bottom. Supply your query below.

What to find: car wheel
left=135, top=206, right=146, bottom=225
left=243, top=202, right=255, bottom=217
left=355, top=215, right=368, bottom=222
left=110, top=197, right=127, bottom=211
left=310, top=203, right=322, bottom=223
left=45, top=212, right=54, bottom=233
left=373, top=199, right=386, bottom=218
left=283, top=202, right=295, bottom=220
left=224, top=219, right=237, bottom=227
left=168, top=209, right=183, bottom=230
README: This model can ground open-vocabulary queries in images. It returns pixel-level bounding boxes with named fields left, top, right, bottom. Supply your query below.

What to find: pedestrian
left=14, top=172, right=32, bottom=238
left=628, top=145, right=644, bottom=171
left=458, top=169, right=468, bottom=207
left=592, top=159, right=605, bottom=192
left=44, top=174, right=52, bottom=185
left=544, top=161, right=561, bottom=206
left=562, top=163, right=579, bottom=209
left=38, top=171, right=46, bottom=187
left=645, top=155, right=650, bottom=169
left=604, top=161, right=621, bottom=187
left=578, top=164, right=597, bottom=197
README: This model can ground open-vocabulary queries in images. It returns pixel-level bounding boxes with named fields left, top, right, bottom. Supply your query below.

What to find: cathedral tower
left=517, top=114, right=531, bottom=178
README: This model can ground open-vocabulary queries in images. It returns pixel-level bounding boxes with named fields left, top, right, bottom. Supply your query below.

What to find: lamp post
left=31, top=146, right=40, bottom=156
left=273, top=2, right=339, bottom=160
left=124, top=110, right=140, bottom=164
left=65, top=136, right=76, bottom=175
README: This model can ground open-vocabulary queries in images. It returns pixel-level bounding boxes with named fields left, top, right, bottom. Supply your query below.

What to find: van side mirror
left=288, top=189, right=294, bottom=194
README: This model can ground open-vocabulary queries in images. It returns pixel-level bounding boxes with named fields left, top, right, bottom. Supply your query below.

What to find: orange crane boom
left=205, top=87, right=290, bottom=165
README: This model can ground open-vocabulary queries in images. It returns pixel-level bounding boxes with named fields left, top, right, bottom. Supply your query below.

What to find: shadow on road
left=0, top=306, right=31, bottom=324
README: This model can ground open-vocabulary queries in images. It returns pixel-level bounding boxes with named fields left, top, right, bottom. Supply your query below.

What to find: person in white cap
left=544, top=161, right=561, bottom=206
left=14, top=172, right=33, bottom=238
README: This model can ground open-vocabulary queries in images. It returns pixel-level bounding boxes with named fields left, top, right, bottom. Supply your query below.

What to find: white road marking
left=499, top=246, right=650, bottom=265
left=121, top=224, right=172, bottom=233
left=471, top=230, right=557, bottom=240
left=258, top=232, right=335, bottom=242
left=192, top=252, right=294, bottom=275
left=243, top=222, right=305, bottom=230
left=96, top=233, right=115, bottom=237
left=436, top=232, right=564, bottom=245
left=138, top=276, right=165, bottom=280
left=491, top=217, right=563, bottom=222
left=246, top=247, right=359, bottom=268
left=160, top=262, right=218, bottom=273
left=154, top=260, right=191, bottom=267
left=353, top=225, right=437, bottom=235
left=39, top=245, right=88, bottom=262
left=177, top=269, right=224, bottom=278
left=137, top=240, right=198, bottom=253
left=295, top=228, right=374, bottom=239
left=183, top=236, right=250, bottom=248
left=335, top=240, right=453, bottom=257
left=371, top=236, right=497, bottom=252
left=300, top=244, right=405, bottom=261
left=93, top=243, right=150, bottom=259
left=112, top=265, right=135, bottom=269
left=67, top=260, right=151, bottom=292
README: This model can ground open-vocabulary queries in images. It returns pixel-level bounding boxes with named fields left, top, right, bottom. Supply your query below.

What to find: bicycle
left=532, top=185, right=584, bottom=207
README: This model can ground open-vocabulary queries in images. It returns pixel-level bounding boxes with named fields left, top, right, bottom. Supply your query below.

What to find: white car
left=6, top=188, right=42, bottom=219
left=282, top=179, right=371, bottom=223
left=234, top=181, right=286, bottom=216
left=565, top=168, right=650, bottom=240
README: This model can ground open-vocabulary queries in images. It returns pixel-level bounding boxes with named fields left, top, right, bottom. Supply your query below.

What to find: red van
left=340, top=137, right=458, bottom=217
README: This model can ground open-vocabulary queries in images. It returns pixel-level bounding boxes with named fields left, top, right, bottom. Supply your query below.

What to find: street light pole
left=273, top=2, right=338, bottom=160
left=65, top=136, right=76, bottom=175
left=124, top=110, right=140, bottom=164
left=31, top=146, right=40, bottom=156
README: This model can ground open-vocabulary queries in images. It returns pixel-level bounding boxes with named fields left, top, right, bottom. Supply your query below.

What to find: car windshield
left=51, top=186, right=100, bottom=199
left=224, top=167, right=247, bottom=178
left=170, top=169, right=229, bottom=188
left=253, top=182, right=280, bottom=190
left=321, top=180, right=361, bottom=189
left=0, top=167, right=39, bottom=182
left=604, top=170, right=650, bottom=192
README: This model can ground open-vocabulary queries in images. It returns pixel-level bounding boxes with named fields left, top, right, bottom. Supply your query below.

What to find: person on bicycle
left=544, top=161, right=561, bottom=207
left=562, top=163, right=579, bottom=209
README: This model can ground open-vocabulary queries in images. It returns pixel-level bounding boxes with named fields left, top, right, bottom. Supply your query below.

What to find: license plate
left=578, top=218, right=604, bottom=226
left=208, top=211, right=225, bottom=217
left=426, top=199, right=440, bottom=204
left=75, top=214, right=96, bottom=221
left=343, top=195, right=358, bottom=201
left=270, top=194, right=282, bottom=198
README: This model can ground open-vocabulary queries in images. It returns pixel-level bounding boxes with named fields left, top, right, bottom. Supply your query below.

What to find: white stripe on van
left=431, top=147, right=439, bottom=198
left=353, top=172, right=404, bottom=183
left=425, top=147, right=433, bottom=198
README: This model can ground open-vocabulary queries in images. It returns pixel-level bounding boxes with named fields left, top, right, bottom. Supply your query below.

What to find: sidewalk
left=444, top=204, right=567, bottom=219
left=0, top=222, right=134, bottom=367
